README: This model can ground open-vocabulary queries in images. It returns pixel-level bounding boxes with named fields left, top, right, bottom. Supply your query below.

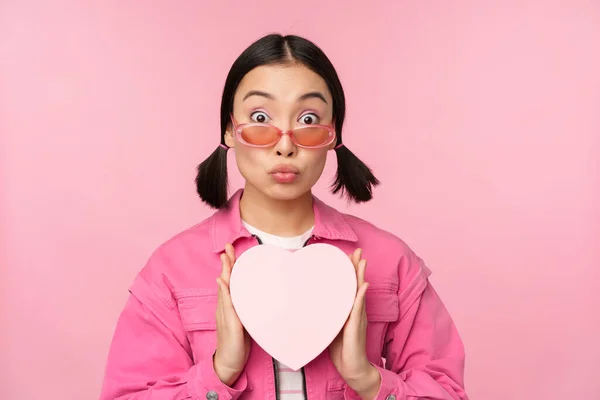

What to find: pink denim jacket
left=100, top=190, right=468, bottom=400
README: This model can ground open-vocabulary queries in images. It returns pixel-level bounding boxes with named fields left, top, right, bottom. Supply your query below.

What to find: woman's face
left=225, top=63, right=336, bottom=202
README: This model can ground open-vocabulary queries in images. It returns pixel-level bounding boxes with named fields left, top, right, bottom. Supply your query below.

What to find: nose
left=273, top=130, right=297, bottom=157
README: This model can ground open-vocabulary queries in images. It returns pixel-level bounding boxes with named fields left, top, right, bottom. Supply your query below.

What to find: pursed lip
left=269, top=164, right=300, bottom=174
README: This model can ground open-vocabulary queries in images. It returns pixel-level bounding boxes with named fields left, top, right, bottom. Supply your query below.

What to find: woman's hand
left=213, top=243, right=251, bottom=386
left=329, top=248, right=381, bottom=399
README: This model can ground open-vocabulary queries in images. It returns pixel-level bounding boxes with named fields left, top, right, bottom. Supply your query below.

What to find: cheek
left=234, top=148, right=266, bottom=180
left=302, top=151, right=329, bottom=180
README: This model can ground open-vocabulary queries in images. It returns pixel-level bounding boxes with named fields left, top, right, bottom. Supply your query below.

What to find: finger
left=357, top=259, right=367, bottom=287
left=220, top=253, right=233, bottom=285
left=360, top=281, right=369, bottom=319
left=351, top=281, right=370, bottom=319
left=348, top=248, right=358, bottom=264
left=225, top=243, right=236, bottom=265
left=217, top=274, right=234, bottom=310
left=355, top=248, right=362, bottom=266
left=349, top=248, right=362, bottom=271
left=215, top=277, right=224, bottom=321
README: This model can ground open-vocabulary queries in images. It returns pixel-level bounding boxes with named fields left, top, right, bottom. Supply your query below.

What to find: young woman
left=100, top=34, right=468, bottom=400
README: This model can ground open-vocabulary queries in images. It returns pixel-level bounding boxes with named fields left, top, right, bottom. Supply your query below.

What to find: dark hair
left=196, top=33, right=380, bottom=209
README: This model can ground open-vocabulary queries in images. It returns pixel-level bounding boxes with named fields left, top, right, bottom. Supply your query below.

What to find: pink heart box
left=229, top=243, right=357, bottom=371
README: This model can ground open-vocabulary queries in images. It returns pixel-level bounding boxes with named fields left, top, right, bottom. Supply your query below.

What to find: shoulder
left=340, top=211, right=432, bottom=308
left=342, top=212, right=418, bottom=261
left=151, top=217, right=213, bottom=267
left=131, top=215, right=218, bottom=301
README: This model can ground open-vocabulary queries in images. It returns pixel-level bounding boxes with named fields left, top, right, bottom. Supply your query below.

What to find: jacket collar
left=210, top=189, right=358, bottom=253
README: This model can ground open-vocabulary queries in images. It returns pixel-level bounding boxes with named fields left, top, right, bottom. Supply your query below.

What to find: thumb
left=220, top=253, right=233, bottom=286
left=351, top=281, right=369, bottom=319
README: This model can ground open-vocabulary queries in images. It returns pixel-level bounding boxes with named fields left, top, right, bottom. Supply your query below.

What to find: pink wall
left=1, top=1, right=599, bottom=399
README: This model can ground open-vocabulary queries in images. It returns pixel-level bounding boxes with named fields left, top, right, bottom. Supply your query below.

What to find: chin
left=255, top=182, right=313, bottom=202
left=266, top=186, right=310, bottom=201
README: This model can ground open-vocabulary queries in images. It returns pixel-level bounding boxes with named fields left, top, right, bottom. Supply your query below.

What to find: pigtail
left=195, top=145, right=229, bottom=209
left=331, top=145, right=380, bottom=202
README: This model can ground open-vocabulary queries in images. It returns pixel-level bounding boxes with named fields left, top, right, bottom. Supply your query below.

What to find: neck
left=239, top=184, right=315, bottom=237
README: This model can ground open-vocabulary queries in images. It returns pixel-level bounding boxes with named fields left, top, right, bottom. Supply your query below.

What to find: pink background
left=1, top=1, right=599, bottom=399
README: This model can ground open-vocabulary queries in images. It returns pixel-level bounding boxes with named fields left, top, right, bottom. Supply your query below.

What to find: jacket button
left=385, top=395, right=396, bottom=400
left=206, top=390, right=219, bottom=400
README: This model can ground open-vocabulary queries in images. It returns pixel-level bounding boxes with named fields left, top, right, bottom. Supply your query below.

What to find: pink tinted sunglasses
left=230, top=115, right=337, bottom=149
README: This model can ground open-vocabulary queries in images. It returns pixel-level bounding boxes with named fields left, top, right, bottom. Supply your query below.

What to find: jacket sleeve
left=351, top=252, right=469, bottom=400
left=99, top=270, right=248, bottom=400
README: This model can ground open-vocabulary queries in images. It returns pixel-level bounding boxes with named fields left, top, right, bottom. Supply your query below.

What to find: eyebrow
left=298, top=91, right=328, bottom=104
left=242, top=90, right=328, bottom=104
left=243, top=90, right=275, bottom=101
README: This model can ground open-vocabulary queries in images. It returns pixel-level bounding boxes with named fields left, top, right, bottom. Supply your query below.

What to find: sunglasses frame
left=230, top=115, right=337, bottom=149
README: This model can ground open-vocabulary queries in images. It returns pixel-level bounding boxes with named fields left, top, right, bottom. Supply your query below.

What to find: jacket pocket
left=173, top=288, right=218, bottom=361
left=365, top=284, right=399, bottom=322
left=326, top=378, right=346, bottom=399
left=365, top=284, right=399, bottom=362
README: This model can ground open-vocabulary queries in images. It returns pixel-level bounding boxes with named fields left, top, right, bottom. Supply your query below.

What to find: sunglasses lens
left=240, top=125, right=280, bottom=146
left=293, top=127, right=333, bottom=147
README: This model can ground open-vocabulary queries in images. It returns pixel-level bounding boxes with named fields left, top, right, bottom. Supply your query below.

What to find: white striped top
left=242, top=220, right=313, bottom=400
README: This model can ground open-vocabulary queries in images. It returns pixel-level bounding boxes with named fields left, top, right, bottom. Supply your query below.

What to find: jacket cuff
left=188, top=355, right=248, bottom=400
left=371, top=363, right=405, bottom=400
left=343, top=363, right=405, bottom=400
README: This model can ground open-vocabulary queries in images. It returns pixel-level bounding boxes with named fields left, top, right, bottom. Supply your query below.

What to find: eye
left=299, top=113, right=319, bottom=125
left=250, top=111, right=270, bottom=124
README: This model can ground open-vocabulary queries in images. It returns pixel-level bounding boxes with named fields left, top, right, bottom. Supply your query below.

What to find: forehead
left=235, top=64, right=332, bottom=104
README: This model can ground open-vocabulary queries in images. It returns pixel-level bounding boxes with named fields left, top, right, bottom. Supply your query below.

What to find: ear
left=224, top=124, right=235, bottom=148
left=328, top=131, right=338, bottom=150
left=327, top=119, right=338, bottom=150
